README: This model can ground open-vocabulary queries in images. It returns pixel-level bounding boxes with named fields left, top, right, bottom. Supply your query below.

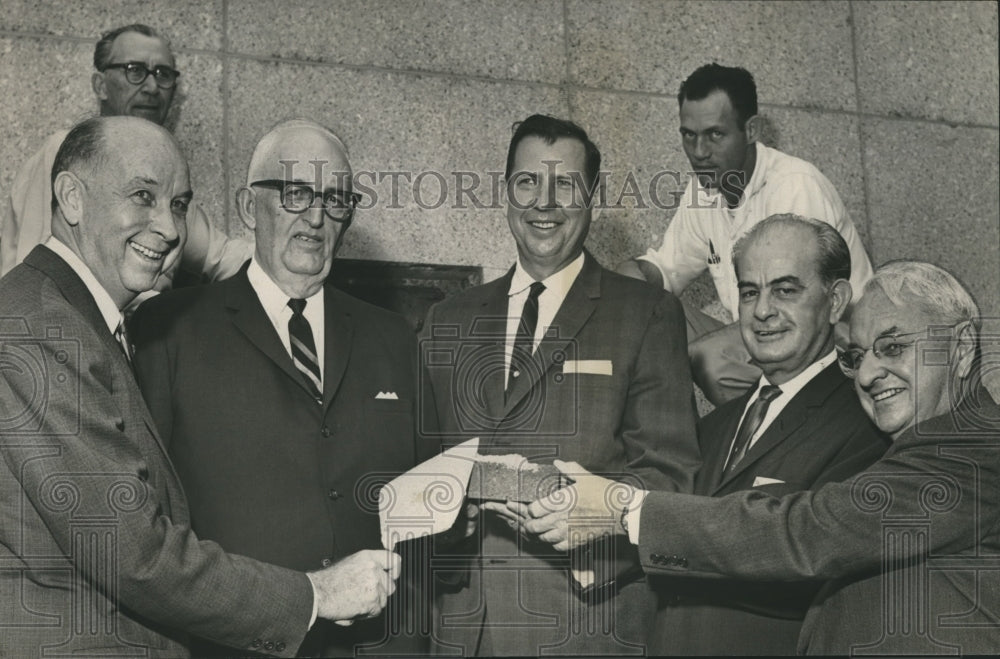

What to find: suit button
left=115, top=419, right=125, bottom=431
left=321, top=426, right=331, bottom=438
left=250, top=639, right=262, bottom=649
left=137, top=468, right=148, bottom=482
left=679, top=557, right=688, bottom=568
left=321, top=557, right=333, bottom=568
left=264, top=640, right=275, bottom=651
left=275, top=641, right=286, bottom=652
left=314, top=396, right=323, bottom=405
left=327, top=489, right=340, bottom=500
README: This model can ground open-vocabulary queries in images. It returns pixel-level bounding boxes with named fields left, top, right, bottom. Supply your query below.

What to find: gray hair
left=864, top=260, right=981, bottom=331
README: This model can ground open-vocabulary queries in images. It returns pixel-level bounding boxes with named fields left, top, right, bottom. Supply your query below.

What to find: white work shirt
left=638, top=142, right=873, bottom=320
left=246, top=259, right=325, bottom=388
left=504, top=252, right=585, bottom=389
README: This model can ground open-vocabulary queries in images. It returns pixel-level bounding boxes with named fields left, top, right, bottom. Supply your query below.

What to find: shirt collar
left=44, top=237, right=123, bottom=334
left=508, top=252, right=586, bottom=298
left=756, top=348, right=839, bottom=399
left=246, top=258, right=323, bottom=319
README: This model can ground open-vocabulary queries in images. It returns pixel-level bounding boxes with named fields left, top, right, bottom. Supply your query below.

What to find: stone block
left=227, top=0, right=565, bottom=83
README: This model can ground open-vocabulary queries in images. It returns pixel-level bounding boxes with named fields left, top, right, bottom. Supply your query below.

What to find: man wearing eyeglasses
left=524, top=259, right=1000, bottom=654
left=601, top=213, right=887, bottom=655
left=130, top=119, right=434, bottom=656
left=0, top=23, right=252, bottom=286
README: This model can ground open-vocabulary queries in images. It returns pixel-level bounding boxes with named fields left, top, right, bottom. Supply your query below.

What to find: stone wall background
left=1, top=0, right=997, bottom=317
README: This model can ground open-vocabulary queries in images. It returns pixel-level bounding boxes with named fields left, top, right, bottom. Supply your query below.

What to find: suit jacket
left=0, top=246, right=312, bottom=659
left=422, top=251, right=700, bottom=656
left=651, top=362, right=890, bottom=655
left=130, top=264, right=435, bottom=657
left=638, top=390, right=1000, bottom=654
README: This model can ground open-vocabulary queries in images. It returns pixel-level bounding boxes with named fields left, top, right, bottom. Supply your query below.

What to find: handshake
left=305, top=550, right=402, bottom=625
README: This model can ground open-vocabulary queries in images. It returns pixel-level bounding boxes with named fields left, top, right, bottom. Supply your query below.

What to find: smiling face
left=94, top=31, right=176, bottom=125
left=240, top=125, right=352, bottom=298
left=736, top=225, right=848, bottom=384
left=71, top=120, right=190, bottom=308
left=849, top=288, right=962, bottom=440
left=506, top=136, right=593, bottom=280
left=679, top=89, right=756, bottom=197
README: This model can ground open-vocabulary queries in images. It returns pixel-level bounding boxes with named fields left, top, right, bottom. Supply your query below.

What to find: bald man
left=130, top=119, right=434, bottom=657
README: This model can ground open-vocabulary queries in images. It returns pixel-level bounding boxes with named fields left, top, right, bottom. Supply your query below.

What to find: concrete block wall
left=1, top=0, right=997, bottom=317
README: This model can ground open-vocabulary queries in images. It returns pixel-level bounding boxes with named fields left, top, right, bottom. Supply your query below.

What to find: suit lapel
left=477, top=269, right=516, bottom=424
left=697, top=392, right=754, bottom=493
left=225, top=270, right=318, bottom=399
left=24, top=246, right=176, bottom=470
left=715, top=362, right=846, bottom=492
left=322, top=286, right=354, bottom=408
left=503, top=253, right=600, bottom=415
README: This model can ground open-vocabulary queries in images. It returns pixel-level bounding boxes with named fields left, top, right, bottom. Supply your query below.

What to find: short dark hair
left=732, top=214, right=851, bottom=287
left=678, top=63, right=758, bottom=127
left=93, top=23, right=165, bottom=71
left=50, top=117, right=107, bottom=213
left=505, top=114, right=601, bottom=191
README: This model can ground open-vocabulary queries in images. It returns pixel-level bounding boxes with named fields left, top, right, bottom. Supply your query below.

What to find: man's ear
left=53, top=171, right=85, bottom=227
left=92, top=72, right=108, bottom=101
left=744, top=114, right=761, bottom=145
left=235, top=187, right=256, bottom=232
left=952, top=320, right=978, bottom=380
left=828, top=279, right=853, bottom=325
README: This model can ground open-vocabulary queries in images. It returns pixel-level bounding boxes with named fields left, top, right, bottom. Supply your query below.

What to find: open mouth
left=128, top=240, right=166, bottom=261
left=293, top=233, right=323, bottom=244
left=872, top=388, right=905, bottom=403
left=525, top=216, right=563, bottom=231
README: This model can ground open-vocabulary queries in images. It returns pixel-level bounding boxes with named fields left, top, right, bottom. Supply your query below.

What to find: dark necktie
left=287, top=299, right=322, bottom=399
left=507, top=281, right=546, bottom=395
left=725, top=384, right=782, bottom=473
left=114, top=320, right=134, bottom=367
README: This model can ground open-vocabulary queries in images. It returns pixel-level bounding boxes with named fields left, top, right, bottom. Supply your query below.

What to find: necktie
left=725, top=384, right=782, bottom=473
left=507, top=281, right=546, bottom=395
left=287, top=299, right=322, bottom=399
left=114, top=321, right=134, bottom=366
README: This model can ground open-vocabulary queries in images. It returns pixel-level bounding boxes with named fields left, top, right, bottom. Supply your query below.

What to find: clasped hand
left=307, top=549, right=401, bottom=626
left=482, top=460, right=637, bottom=552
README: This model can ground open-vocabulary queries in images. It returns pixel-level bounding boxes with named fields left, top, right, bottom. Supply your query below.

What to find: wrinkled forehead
left=248, top=127, right=352, bottom=188
left=850, top=287, right=934, bottom=345
left=109, top=31, right=175, bottom=67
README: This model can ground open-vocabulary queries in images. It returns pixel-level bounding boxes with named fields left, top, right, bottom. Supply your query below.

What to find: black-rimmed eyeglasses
left=102, top=62, right=180, bottom=89
left=250, top=180, right=360, bottom=223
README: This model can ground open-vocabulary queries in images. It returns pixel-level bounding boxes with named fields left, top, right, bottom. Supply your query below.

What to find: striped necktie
left=287, top=298, right=322, bottom=399
left=725, top=384, right=782, bottom=473
left=114, top=320, right=134, bottom=366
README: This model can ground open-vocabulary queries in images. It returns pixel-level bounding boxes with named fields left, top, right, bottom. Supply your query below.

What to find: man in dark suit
left=130, top=119, right=433, bottom=657
left=527, top=259, right=1000, bottom=654
left=650, top=214, right=889, bottom=655
left=0, top=116, right=400, bottom=658
left=422, top=114, right=700, bottom=656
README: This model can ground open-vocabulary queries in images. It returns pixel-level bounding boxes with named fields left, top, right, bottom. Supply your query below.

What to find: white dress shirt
left=44, top=237, right=122, bottom=335
left=625, top=349, right=839, bottom=544
left=246, top=259, right=325, bottom=388
left=503, top=253, right=585, bottom=389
